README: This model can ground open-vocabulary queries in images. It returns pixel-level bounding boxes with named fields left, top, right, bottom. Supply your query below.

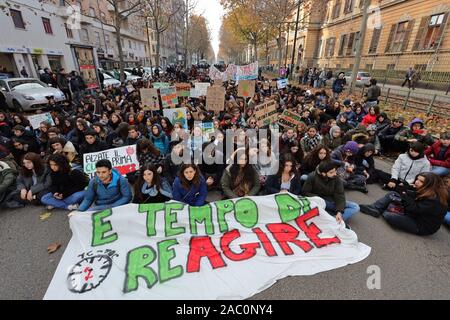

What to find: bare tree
left=183, top=0, right=199, bottom=68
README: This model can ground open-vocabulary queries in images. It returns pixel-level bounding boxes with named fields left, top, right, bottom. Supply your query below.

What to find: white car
left=104, top=70, right=142, bottom=83
left=345, top=71, right=371, bottom=87
left=0, top=78, right=66, bottom=111
left=102, top=72, right=121, bottom=88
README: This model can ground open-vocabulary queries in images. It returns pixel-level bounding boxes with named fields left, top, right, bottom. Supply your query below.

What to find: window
left=134, top=42, right=137, bottom=50
left=332, top=0, right=342, bottom=19
left=59, top=0, right=65, bottom=6
left=80, top=28, right=89, bottom=42
left=65, top=23, right=73, bottom=38
left=338, top=34, right=348, bottom=56
left=413, top=13, right=448, bottom=51
left=359, top=0, right=364, bottom=9
left=346, top=32, right=355, bottom=55
left=94, top=31, right=101, bottom=45
left=77, top=1, right=83, bottom=12
left=344, top=0, right=354, bottom=14
left=152, top=45, right=156, bottom=52
left=352, top=31, right=360, bottom=55
left=325, top=37, right=336, bottom=57
left=365, top=64, right=373, bottom=71
left=105, top=34, right=110, bottom=46
left=386, top=64, right=396, bottom=71
left=42, top=18, right=53, bottom=35
left=128, top=40, right=132, bottom=49
left=10, top=9, right=25, bottom=29
left=89, top=7, right=95, bottom=17
left=385, top=20, right=415, bottom=52
left=368, top=27, right=382, bottom=53
left=100, top=12, right=106, bottom=23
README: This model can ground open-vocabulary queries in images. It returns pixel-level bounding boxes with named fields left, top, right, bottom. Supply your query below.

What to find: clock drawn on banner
left=67, top=254, right=113, bottom=293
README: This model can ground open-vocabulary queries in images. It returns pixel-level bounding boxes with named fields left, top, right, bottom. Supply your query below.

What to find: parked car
left=345, top=71, right=371, bottom=87
left=104, top=70, right=142, bottom=83
left=0, top=78, right=66, bottom=111
left=102, top=72, right=121, bottom=88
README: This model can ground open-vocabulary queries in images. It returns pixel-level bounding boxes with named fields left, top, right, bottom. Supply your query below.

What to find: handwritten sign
left=83, top=145, right=139, bottom=179
left=175, top=83, right=191, bottom=97
left=206, top=86, right=225, bottom=113
left=195, top=82, right=211, bottom=96
left=278, top=109, right=303, bottom=129
left=27, top=113, right=55, bottom=129
left=163, top=107, right=188, bottom=130
left=254, top=100, right=278, bottom=127
left=160, top=86, right=179, bottom=108
left=153, top=82, right=170, bottom=89
left=140, top=88, right=160, bottom=111
left=238, top=80, right=255, bottom=98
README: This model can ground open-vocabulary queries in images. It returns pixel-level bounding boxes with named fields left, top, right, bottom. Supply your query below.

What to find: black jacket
left=265, top=174, right=302, bottom=195
left=378, top=125, right=403, bottom=140
left=401, top=190, right=447, bottom=235
left=79, top=139, right=108, bottom=156
left=49, top=169, right=88, bottom=198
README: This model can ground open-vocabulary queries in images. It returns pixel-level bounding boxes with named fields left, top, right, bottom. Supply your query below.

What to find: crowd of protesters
left=0, top=63, right=449, bottom=236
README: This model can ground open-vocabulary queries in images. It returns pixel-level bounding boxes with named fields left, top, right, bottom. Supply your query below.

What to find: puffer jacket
left=16, top=167, right=51, bottom=195
left=391, top=153, right=431, bottom=184
left=394, top=118, right=434, bottom=146
left=78, top=168, right=132, bottom=211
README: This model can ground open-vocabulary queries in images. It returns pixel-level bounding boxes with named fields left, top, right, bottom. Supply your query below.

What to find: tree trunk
left=115, top=20, right=125, bottom=83
left=156, top=31, right=161, bottom=68
left=277, top=28, right=283, bottom=69
left=253, top=41, right=258, bottom=62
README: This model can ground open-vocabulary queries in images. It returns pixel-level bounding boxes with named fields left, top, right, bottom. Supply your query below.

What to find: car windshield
left=9, top=80, right=46, bottom=90
left=103, top=73, right=112, bottom=79
left=359, top=72, right=371, bottom=77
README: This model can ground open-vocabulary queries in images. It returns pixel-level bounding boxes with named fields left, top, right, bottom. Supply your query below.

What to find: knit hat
left=62, top=141, right=78, bottom=155
left=343, top=99, right=351, bottom=106
left=343, top=141, right=359, bottom=154
left=363, top=143, right=376, bottom=153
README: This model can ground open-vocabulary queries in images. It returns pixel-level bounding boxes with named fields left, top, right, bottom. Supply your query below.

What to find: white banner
left=44, top=194, right=370, bottom=300
left=27, top=113, right=55, bottom=129
left=209, top=62, right=259, bottom=82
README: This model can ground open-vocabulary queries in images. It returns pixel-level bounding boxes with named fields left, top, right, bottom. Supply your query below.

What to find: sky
left=193, top=0, right=224, bottom=60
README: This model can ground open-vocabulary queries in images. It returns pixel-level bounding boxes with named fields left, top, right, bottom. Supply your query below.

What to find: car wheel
left=12, top=99, right=24, bottom=112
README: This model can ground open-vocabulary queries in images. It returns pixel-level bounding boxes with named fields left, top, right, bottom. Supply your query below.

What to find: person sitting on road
left=383, top=142, right=431, bottom=191
left=132, top=164, right=172, bottom=204
left=221, top=148, right=261, bottom=199
left=394, top=118, right=434, bottom=153
left=360, top=173, right=447, bottom=236
left=424, top=132, right=450, bottom=177
left=378, top=116, right=406, bottom=154
left=0, top=159, right=17, bottom=206
left=78, top=159, right=132, bottom=212
left=265, top=155, right=302, bottom=195
left=41, top=154, right=88, bottom=210
left=302, top=161, right=360, bottom=223
left=79, top=129, right=108, bottom=158
left=5, top=152, right=51, bottom=208
left=300, top=125, right=322, bottom=154
left=172, top=164, right=207, bottom=206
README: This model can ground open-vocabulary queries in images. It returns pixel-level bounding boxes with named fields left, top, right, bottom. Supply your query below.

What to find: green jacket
left=0, top=162, right=17, bottom=195
left=302, top=168, right=346, bottom=212
left=220, top=164, right=261, bottom=199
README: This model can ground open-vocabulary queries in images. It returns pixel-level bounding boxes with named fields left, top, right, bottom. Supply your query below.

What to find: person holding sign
left=132, top=164, right=172, bottom=204
left=41, top=154, right=88, bottom=211
left=172, top=164, right=207, bottom=207
left=78, top=159, right=132, bottom=212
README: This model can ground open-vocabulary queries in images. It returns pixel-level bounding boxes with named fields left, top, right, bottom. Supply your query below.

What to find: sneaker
left=46, top=205, right=55, bottom=210
left=360, top=204, right=382, bottom=218
left=67, top=204, right=79, bottom=211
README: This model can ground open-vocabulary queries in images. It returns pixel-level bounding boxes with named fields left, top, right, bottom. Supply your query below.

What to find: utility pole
left=349, top=0, right=371, bottom=94
left=290, top=0, right=302, bottom=77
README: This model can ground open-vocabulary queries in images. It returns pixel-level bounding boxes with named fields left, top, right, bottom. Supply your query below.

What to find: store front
left=0, top=52, right=17, bottom=78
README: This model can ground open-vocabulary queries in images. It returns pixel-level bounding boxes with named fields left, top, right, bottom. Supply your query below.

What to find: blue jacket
left=172, top=176, right=207, bottom=206
left=78, top=168, right=132, bottom=211
left=150, top=132, right=170, bottom=155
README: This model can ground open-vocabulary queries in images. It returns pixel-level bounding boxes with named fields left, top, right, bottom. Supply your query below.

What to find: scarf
left=141, top=182, right=158, bottom=197
left=303, top=134, right=321, bottom=151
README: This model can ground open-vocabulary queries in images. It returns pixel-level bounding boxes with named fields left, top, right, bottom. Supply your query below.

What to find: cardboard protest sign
left=83, top=145, right=139, bottom=179
left=237, top=80, right=255, bottom=98
left=278, top=109, right=303, bottom=129
left=163, top=108, right=188, bottom=130
left=206, top=86, right=225, bottom=114
left=195, top=82, right=210, bottom=96
left=44, top=194, right=371, bottom=300
left=140, top=88, right=160, bottom=111
left=201, top=122, right=215, bottom=140
left=254, top=100, right=278, bottom=127
left=126, top=84, right=135, bottom=93
left=189, top=88, right=200, bottom=98
left=153, top=82, right=170, bottom=89
left=175, top=83, right=191, bottom=97
left=277, top=79, right=289, bottom=89
left=160, top=86, right=179, bottom=108
left=27, top=113, right=55, bottom=129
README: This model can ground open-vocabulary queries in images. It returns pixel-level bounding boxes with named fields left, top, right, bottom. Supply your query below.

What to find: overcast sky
left=193, top=0, right=224, bottom=60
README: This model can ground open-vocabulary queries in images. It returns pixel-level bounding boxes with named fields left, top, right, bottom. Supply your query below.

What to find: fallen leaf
left=39, top=212, right=52, bottom=221
left=47, top=242, right=61, bottom=254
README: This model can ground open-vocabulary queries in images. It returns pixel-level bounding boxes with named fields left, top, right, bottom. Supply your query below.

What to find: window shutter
left=412, top=17, right=430, bottom=51
left=385, top=24, right=397, bottom=53
left=434, top=13, right=449, bottom=48
left=346, top=32, right=355, bottom=55
left=369, top=27, right=382, bottom=53
left=401, top=19, right=415, bottom=51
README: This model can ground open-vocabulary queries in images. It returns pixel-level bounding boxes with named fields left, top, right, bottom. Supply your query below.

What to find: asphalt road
left=1, top=159, right=449, bottom=300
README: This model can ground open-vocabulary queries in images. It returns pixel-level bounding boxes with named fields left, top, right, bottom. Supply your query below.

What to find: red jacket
left=361, top=114, right=377, bottom=127
left=425, top=141, right=450, bottom=168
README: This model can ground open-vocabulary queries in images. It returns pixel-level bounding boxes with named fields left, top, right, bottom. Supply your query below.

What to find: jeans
left=444, top=212, right=450, bottom=226
left=41, top=191, right=85, bottom=210
left=431, top=166, right=450, bottom=176
left=324, top=199, right=360, bottom=221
